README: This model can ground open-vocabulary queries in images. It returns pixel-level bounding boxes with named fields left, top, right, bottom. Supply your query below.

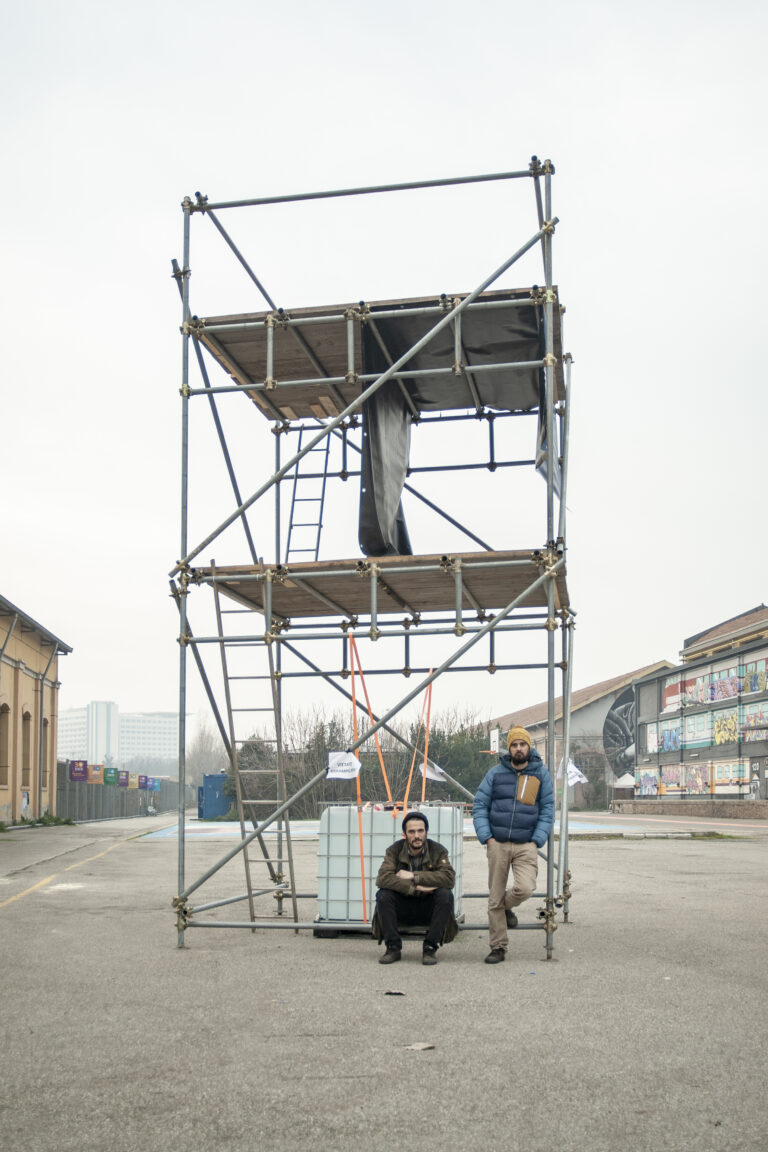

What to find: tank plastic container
left=316, top=803, right=464, bottom=922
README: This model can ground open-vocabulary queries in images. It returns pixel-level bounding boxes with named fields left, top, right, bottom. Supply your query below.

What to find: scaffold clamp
left=172, top=896, right=191, bottom=930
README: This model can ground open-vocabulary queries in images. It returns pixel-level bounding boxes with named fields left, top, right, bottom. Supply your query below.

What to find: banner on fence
left=88, top=764, right=104, bottom=784
left=69, top=760, right=88, bottom=782
left=104, top=766, right=118, bottom=785
left=117, top=770, right=129, bottom=787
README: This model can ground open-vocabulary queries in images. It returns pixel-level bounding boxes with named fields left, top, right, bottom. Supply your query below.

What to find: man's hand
left=395, top=869, right=415, bottom=881
left=414, top=885, right=437, bottom=894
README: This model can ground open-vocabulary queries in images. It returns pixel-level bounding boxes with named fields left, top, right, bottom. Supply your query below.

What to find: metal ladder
left=284, top=425, right=332, bottom=563
left=212, top=574, right=298, bottom=926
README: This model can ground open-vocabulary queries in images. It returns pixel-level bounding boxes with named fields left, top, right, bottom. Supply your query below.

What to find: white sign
left=326, top=751, right=362, bottom=780
left=489, top=727, right=500, bottom=754
left=420, top=760, right=448, bottom=782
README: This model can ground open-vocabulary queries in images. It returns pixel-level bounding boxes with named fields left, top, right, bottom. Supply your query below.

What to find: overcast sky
left=2, top=1, right=766, bottom=737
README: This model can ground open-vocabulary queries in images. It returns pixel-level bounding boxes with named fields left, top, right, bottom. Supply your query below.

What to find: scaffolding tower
left=171, top=159, right=575, bottom=955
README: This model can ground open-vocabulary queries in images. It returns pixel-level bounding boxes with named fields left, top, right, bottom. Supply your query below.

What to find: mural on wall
left=636, top=769, right=658, bottom=796
left=713, top=708, right=738, bottom=745
left=680, top=654, right=768, bottom=705
left=662, top=764, right=681, bottom=789
left=686, top=763, right=710, bottom=793
left=742, top=702, right=768, bottom=743
left=602, top=686, right=636, bottom=775
left=660, top=719, right=680, bottom=751
left=660, top=762, right=712, bottom=794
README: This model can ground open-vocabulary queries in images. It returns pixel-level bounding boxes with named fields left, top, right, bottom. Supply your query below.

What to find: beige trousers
left=487, top=839, right=539, bottom=952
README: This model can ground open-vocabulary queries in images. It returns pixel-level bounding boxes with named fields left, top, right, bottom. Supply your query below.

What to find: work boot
left=506, top=909, right=519, bottom=929
left=422, top=944, right=438, bottom=966
left=484, top=948, right=505, bottom=964
left=379, top=947, right=401, bottom=965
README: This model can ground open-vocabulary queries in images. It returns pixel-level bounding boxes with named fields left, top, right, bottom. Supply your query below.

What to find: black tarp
left=358, top=327, right=413, bottom=556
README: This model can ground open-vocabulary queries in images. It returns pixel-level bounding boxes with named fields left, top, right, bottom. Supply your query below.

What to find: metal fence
left=55, top=762, right=195, bottom=822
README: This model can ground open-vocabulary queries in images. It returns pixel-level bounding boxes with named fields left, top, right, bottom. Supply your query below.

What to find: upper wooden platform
left=193, top=287, right=564, bottom=422
left=197, top=550, right=568, bottom=621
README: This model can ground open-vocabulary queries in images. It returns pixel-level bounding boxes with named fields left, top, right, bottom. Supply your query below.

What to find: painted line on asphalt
left=0, top=840, right=125, bottom=909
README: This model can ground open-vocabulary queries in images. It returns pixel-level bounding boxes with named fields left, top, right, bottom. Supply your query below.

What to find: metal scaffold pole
left=175, top=197, right=192, bottom=949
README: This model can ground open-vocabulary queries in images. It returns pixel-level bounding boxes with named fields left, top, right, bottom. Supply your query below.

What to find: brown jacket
left=372, top=837, right=459, bottom=943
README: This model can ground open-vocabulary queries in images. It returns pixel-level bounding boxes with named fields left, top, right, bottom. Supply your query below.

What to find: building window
left=22, top=711, right=32, bottom=788
left=0, top=704, right=9, bottom=787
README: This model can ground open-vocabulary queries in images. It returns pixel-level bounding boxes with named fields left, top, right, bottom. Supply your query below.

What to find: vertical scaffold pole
left=177, top=197, right=192, bottom=948
left=544, top=161, right=557, bottom=958
left=558, top=617, right=575, bottom=916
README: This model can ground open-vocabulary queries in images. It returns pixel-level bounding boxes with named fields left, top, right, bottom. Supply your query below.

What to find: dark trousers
left=375, top=887, right=454, bottom=949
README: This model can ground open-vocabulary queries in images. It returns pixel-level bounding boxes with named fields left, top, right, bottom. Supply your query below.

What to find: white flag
left=489, top=728, right=500, bottom=754
left=420, top=760, right=448, bottom=782
left=326, top=751, right=362, bottom=780
left=559, top=758, right=588, bottom=786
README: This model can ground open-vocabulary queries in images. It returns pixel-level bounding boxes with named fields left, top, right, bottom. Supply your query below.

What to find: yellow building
left=0, top=595, right=71, bottom=824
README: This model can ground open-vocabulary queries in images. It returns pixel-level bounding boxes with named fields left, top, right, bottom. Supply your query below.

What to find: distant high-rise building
left=57, top=703, right=178, bottom=766
left=119, top=711, right=178, bottom=765
left=58, top=701, right=119, bottom=763
left=57, top=706, right=87, bottom=761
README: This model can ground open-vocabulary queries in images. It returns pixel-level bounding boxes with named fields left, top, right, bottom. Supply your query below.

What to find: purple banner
left=138, top=776, right=148, bottom=790
left=69, top=760, right=88, bottom=782
left=117, top=770, right=129, bottom=788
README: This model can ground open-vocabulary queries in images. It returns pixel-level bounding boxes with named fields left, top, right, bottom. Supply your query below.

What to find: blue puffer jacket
left=472, top=749, right=555, bottom=848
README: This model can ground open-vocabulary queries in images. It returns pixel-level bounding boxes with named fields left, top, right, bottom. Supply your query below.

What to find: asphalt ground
left=1, top=813, right=766, bottom=1152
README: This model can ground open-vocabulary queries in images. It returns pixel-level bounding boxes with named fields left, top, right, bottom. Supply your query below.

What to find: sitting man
left=372, top=810, right=458, bottom=966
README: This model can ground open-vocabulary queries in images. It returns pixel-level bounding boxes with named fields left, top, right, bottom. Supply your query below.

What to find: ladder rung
left=242, top=799, right=281, bottom=806
left=238, top=769, right=278, bottom=776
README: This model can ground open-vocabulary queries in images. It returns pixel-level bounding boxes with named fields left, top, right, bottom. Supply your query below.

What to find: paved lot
left=1, top=814, right=766, bottom=1152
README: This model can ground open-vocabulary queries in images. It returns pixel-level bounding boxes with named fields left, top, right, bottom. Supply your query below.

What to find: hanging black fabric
left=358, top=327, right=413, bottom=557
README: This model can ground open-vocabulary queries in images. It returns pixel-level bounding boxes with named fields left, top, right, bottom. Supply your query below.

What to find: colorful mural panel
left=742, top=701, right=768, bottom=743
left=660, top=719, right=680, bottom=751
left=636, top=769, right=658, bottom=796
left=711, top=674, right=740, bottom=701
left=685, top=763, right=710, bottom=794
left=741, top=662, right=767, bottom=694
left=662, top=764, right=681, bottom=789
left=713, top=708, right=738, bottom=745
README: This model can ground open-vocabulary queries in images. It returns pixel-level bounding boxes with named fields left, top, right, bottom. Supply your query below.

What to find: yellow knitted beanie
left=507, top=725, right=533, bottom=749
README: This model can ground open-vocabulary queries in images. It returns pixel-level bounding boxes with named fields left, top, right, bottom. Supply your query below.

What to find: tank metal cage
left=170, top=159, right=575, bottom=956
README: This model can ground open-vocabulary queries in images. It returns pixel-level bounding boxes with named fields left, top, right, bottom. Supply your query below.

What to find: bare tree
left=186, top=720, right=229, bottom=789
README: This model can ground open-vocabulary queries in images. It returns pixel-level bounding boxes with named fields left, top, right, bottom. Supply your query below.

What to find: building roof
left=491, top=660, right=674, bottom=732
left=681, top=605, right=768, bottom=659
left=0, top=594, right=72, bottom=654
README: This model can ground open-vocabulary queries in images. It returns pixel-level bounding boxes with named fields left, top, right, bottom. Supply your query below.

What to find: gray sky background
left=3, top=1, right=766, bottom=735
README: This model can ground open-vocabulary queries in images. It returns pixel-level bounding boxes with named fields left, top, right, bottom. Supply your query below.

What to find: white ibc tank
left=316, top=804, right=464, bottom=923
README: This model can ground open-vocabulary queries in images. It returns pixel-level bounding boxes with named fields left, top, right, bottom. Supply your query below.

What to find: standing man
left=372, top=810, right=458, bottom=966
left=473, top=725, right=554, bottom=965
